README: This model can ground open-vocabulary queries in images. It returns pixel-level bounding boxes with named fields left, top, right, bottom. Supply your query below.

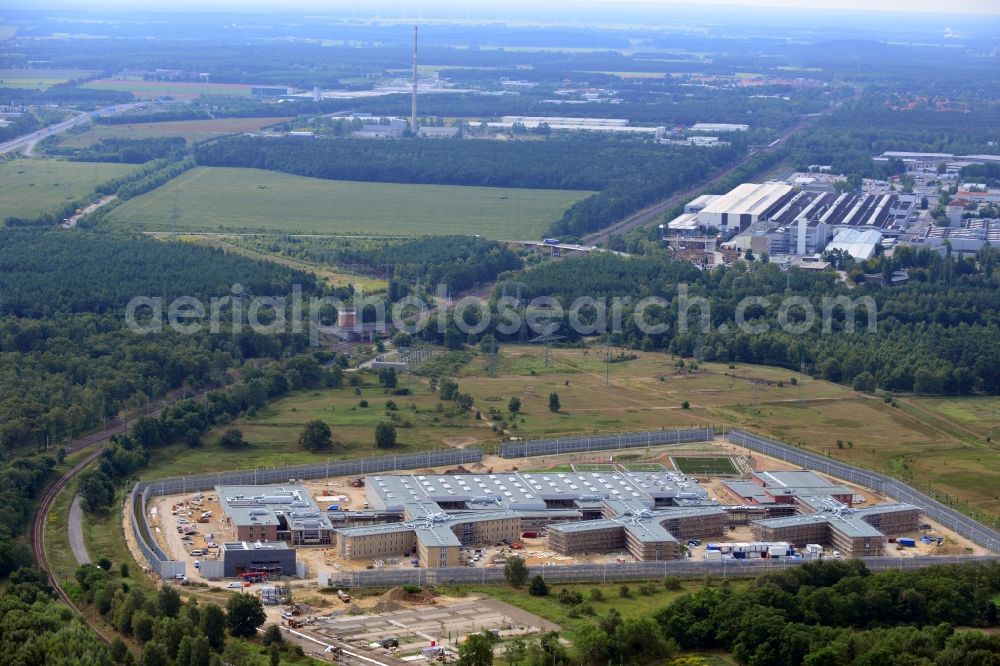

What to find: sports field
left=0, top=158, right=137, bottom=220
left=0, top=68, right=96, bottom=89
left=671, top=456, right=739, bottom=476
left=81, top=78, right=255, bottom=99
left=55, top=117, right=292, bottom=148
left=107, top=166, right=592, bottom=238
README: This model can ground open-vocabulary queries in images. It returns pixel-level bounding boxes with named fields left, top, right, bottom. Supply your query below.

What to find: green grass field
left=0, top=158, right=137, bottom=220
left=55, top=117, right=292, bottom=148
left=671, top=456, right=739, bottom=476
left=0, top=68, right=96, bottom=89
left=81, top=78, right=255, bottom=99
left=106, top=166, right=592, bottom=239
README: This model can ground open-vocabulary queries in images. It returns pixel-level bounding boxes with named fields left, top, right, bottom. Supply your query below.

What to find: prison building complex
left=216, top=485, right=334, bottom=546
left=334, top=470, right=717, bottom=567
left=546, top=505, right=726, bottom=561
left=752, top=503, right=921, bottom=557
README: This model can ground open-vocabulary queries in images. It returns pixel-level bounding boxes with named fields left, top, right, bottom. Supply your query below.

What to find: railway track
left=29, top=446, right=113, bottom=643
left=27, top=389, right=209, bottom=644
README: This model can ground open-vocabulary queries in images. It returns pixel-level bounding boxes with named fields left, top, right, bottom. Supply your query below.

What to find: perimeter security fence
left=726, top=429, right=1000, bottom=553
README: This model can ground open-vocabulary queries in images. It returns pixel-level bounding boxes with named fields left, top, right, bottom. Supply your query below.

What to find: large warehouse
left=668, top=181, right=916, bottom=253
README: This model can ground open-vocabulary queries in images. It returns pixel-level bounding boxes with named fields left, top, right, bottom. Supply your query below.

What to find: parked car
left=226, top=582, right=242, bottom=589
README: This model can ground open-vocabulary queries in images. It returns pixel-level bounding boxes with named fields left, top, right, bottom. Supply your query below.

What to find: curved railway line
left=29, top=445, right=113, bottom=643
left=27, top=390, right=208, bottom=645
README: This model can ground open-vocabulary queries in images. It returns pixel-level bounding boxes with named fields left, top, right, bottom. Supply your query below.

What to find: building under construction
left=751, top=502, right=921, bottom=557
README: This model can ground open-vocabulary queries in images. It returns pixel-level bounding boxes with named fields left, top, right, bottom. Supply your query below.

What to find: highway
left=0, top=103, right=139, bottom=156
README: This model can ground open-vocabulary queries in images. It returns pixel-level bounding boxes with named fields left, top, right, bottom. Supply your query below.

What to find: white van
left=191, top=549, right=204, bottom=557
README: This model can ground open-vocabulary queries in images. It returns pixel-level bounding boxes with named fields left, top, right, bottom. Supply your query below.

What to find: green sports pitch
left=107, top=166, right=593, bottom=239
left=670, top=456, right=740, bottom=476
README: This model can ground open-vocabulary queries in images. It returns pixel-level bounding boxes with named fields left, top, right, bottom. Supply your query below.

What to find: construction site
left=139, top=438, right=988, bottom=591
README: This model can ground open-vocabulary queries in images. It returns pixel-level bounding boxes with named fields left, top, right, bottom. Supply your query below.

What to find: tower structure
left=411, top=26, right=418, bottom=134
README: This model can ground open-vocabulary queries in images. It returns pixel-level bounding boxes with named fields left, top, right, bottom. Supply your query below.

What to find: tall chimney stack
left=411, top=26, right=418, bottom=135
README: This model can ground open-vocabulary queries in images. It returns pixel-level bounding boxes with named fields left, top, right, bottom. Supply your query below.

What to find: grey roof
left=216, top=485, right=334, bottom=532
left=339, top=472, right=715, bottom=552
left=222, top=540, right=292, bottom=552
left=751, top=471, right=855, bottom=498
left=753, top=502, right=919, bottom=539
left=366, top=471, right=709, bottom=514
left=723, top=480, right=779, bottom=505
left=547, top=503, right=725, bottom=544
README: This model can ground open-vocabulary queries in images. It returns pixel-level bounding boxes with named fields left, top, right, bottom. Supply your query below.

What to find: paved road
left=69, top=495, right=91, bottom=565
left=0, top=103, right=140, bottom=156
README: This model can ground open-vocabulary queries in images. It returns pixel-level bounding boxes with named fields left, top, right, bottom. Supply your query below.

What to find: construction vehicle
left=336, top=589, right=351, bottom=603
left=286, top=618, right=304, bottom=629
left=287, top=603, right=302, bottom=616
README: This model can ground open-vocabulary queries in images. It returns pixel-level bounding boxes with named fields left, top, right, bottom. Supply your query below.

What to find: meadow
left=107, top=166, right=592, bottom=238
left=0, top=68, right=96, bottom=89
left=133, top=343, right=1000, bottom=522
left=80, top=78, right=255, bottom=99
left=55, top=117, right=292, bottom=148
left=0, top=158, right=137, bottom=219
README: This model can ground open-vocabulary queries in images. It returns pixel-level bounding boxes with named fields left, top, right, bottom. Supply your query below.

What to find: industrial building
left=220, top=541, right=296, bottom=578
left=485, top=116, right=665, bottom=136
left=690, top=123, right=749, bottom=132
left=334, top=470, right=718, bottom=566
left=669, top=181, right=916, bottom=256
left=216, top=485, right=334, bottom=546
left=923, top=218, right=1000, bottom=253
left=824, top=228, right=884, bottom=261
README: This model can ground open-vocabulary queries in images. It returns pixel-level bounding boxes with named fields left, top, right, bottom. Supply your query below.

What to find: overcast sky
left=19, top=0, right=1000, bottom=14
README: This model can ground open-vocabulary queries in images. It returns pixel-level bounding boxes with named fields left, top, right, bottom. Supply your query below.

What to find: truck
left=336, top=590, right=351, bottom=603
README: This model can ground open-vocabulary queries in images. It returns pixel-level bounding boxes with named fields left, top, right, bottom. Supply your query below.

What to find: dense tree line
left=0, top=230, right=315, bottom=316
left=78, top=353, right=342, bottom=513
left=47, top=137, right=187, bottom=163
left=250, top=235, right=522, bottom=293
left=788, top=93, right=1000, bottom=179
left=195, top=135, right=734, bottom=238
left=0, top=84, right=133, bottom=109
left=0, top=231, right=321, bottom=452
left=653, top=560, right=1000, bottom=666
left=493, top=246, right=1000, bottom=395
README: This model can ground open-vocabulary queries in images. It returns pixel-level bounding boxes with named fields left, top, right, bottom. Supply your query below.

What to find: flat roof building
left=826, top=228, right=883, bottom=261
left=216, top=485, right=334, bottom=547
left=336, top=471, right=717, bottom=566
left=751, top=489, right=920, bottom=558
left=220, top=541, right=296, bottom=578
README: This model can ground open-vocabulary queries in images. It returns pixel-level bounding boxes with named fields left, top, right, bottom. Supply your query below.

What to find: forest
left=0, top=230, right=321, bottom=453
left=195, top=136, right=734, bottom=238
left=650, top=560, right=1000, bottom=666
left=246, top=235, right=522, bottom=294
left=494, top=246, right=1000, bottom=395
left=787, top=93, right=1000, bottom=179
left=45, top=137, right=187, bottom=163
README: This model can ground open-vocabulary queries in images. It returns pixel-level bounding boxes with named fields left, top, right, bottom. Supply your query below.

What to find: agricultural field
left=54, top=116, right=292, bottom=148
left=107, top=166, right=591, bottom=238
left=0, top=68, right=96, bottom=88
left=0, top=158, right=137, bottom=219
left=81, top=77, right=255, bottom=99
left=670, top=456, right=739, bottom=476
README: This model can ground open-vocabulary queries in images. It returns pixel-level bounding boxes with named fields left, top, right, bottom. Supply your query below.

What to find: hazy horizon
left=12, top=0, right=1000, bottom=16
